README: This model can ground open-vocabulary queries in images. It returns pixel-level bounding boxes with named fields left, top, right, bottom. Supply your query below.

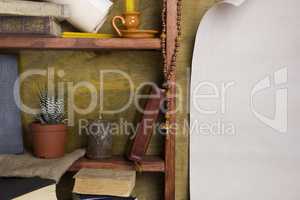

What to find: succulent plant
left=36, top=91, right=65, bottom=124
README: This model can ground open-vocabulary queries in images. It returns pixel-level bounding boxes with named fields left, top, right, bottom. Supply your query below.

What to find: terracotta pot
left=31, top=123, right=67, bottom=159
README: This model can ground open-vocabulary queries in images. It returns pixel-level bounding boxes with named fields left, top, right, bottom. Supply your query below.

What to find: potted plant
left=31, top=91, right=67, bottom=159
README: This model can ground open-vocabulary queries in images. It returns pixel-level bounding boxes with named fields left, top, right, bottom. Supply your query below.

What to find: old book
left=73, top=169, right=136, bottom=197
left=0, top=16, right=61, bottom=37
left=127, top=87, right=165, bottom=163
left=0, top=177, right=56, bottom=200
left=0, top=0, right=69, bottom=19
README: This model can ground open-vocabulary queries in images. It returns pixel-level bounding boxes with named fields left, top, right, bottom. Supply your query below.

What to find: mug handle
left=112, top=16, right=126, bottom=37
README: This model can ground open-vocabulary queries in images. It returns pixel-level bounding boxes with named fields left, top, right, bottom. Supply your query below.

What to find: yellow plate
left=119, top=29, right=159, bottom=38
left=62, top=32, right=114, bottom=39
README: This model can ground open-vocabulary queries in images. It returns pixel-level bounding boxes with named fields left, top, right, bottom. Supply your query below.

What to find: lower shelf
left=69, top=155, right=165, bottom=173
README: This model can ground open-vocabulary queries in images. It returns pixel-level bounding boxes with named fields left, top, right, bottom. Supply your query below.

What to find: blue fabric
left=0, top=55, right=23, bottom=154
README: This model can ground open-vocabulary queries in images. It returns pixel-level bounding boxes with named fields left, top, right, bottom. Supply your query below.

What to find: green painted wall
left=19, top=0, right=216, bottom=199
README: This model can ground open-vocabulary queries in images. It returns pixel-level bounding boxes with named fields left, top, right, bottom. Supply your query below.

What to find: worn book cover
left=73, top=169, right=136, bottom=197
left=0, top=16, right=61, bottom=37
left=127, top=87, right=165, bottom=162
left=0, top=0, right=69, bottom=19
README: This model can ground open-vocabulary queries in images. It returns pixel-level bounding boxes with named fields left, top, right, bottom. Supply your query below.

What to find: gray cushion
left=0, top=55, right=23, bottom=154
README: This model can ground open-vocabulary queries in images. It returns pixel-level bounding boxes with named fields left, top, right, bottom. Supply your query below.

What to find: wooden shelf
left=0, top=37, right=161, bottom=50
left=69, top=156, right=165, bottom=172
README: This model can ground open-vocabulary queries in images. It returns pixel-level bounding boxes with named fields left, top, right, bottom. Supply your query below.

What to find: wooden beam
left=0, top=37, right=161, bottom=50
left=165, top=0, right=177, bottom=199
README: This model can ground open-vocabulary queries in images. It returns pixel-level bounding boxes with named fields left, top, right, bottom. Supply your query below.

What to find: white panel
left=190, top=0, right=300, bottom=199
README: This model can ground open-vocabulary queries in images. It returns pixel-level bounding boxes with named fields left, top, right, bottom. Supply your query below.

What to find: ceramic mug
left=112, top=12, right=140, bottom=36
left=46, top=0, right=113, bottom=33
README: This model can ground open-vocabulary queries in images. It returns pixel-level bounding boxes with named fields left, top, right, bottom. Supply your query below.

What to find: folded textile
left=0, top=149, right=85, bottom=182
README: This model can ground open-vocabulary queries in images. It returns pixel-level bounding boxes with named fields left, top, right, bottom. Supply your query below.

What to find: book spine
left=0, top=16, right=61, bottom=37
left=127, top=88, right=165, bottom=162
left=0, top=0, right=70, bottom=19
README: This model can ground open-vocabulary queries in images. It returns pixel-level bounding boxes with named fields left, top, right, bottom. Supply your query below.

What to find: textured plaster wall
left=19, top=0, right=216, bottom=199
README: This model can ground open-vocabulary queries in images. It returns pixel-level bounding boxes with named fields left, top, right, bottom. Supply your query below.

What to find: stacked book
left=0, top=0, right=70, bottom=37
left=72, top=168, right=137, bottom=200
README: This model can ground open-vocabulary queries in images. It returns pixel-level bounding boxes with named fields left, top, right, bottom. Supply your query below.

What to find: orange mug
left=112, top=12, right=140, bottom=37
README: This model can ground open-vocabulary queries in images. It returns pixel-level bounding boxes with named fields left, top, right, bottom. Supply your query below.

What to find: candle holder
left=111, top=0, right=159, bottom=38
left=112, top=11, right=140, bottom=35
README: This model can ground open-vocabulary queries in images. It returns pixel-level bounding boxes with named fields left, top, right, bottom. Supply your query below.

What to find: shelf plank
left=0, top=37, right=161, bottom=50
left=165, top=0, right=177, bottom=199
left=69, top=156, right=165, bottom=172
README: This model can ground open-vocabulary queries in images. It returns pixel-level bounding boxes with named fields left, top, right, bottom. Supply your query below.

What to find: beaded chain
left=135, top=0, right=182, bottom=170
left=161, top=0, right=182, bottom=130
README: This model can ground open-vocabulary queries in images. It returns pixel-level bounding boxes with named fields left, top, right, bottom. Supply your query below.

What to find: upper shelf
left=0, top=36, right=162, bottom=51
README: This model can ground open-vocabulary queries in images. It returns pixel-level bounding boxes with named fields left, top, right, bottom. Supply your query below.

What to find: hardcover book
left=73, top=169, right=136, bottom=197
left=127, top=87, right=165, bottom=163
left=0, top=0, right=69, bottom=19
left=0, top=16, right=61, bottom=37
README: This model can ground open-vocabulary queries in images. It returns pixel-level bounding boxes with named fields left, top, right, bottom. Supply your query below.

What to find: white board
left=190, top=0, right=300, bottom=199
